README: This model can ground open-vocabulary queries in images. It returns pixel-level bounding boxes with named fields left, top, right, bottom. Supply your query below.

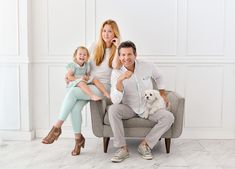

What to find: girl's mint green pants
left=58, top=84, right=110, bottom=133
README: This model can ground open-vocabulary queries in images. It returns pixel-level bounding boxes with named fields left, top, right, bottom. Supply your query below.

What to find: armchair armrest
left=167, top=91, right=185, bottom=138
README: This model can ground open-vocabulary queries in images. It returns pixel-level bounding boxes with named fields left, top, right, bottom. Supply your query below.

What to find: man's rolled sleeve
left=110, top=70, right=123, bottom=104
left=152, top=64, right=165, bottom=90
left=111, top=87, right=123, bottom=104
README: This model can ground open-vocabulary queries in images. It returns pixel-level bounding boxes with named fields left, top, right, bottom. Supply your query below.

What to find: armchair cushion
left=104, top=109, right=156, bottom=128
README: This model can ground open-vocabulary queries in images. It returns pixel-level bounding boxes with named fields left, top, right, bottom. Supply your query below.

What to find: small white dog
left=140, top=89, right=166, bottom=119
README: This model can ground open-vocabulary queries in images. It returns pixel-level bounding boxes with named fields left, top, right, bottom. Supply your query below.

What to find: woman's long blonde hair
left=93, top=19, right=120, bottom=68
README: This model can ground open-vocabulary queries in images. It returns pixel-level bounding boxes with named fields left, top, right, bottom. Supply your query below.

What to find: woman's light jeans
left=58, top=84, right=110, bottom=133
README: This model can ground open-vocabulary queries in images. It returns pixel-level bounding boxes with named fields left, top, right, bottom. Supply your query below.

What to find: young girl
left=66, top=46, right=110, bottom=101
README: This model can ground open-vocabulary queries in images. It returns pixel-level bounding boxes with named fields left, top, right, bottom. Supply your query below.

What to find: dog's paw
left=143, top=115, right=148, bottom=119
left=142, top=113, right=149, bottom=119
left=140, top=112, right=149, bottom=119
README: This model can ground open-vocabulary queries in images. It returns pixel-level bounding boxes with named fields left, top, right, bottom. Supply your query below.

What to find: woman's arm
left=112, top=49, right=122, bottom=69
left=92, top=78, right=110, bottom=98
left=112, top=38, right=122, bottom=69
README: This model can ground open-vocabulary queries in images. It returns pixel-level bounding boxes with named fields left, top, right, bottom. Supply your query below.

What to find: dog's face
left=144, top=90, right=161, bottom=103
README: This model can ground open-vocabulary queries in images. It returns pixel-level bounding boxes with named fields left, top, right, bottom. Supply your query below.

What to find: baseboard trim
left=180, top=128, right=235, bottom=139
left=0, top=130, right=35, bottom=140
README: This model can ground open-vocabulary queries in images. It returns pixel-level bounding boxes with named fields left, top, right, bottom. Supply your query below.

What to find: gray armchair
left=90, top=91, right=185, bottom=153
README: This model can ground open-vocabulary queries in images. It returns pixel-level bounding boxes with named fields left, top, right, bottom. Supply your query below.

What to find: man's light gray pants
left=108, top=104, right=174, bottom=149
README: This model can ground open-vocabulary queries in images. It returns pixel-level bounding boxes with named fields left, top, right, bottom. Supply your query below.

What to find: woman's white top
left=89, top=46, right=112, bottom=85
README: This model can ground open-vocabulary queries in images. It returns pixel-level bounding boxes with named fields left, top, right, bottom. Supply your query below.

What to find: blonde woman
left=42, top=19, right=121, bottom=156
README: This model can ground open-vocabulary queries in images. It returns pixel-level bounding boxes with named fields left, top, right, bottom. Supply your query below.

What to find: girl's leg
left=77, top=81, right=101, bottom=101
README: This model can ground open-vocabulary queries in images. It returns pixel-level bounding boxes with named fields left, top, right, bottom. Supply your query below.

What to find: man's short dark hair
left=118, top=41, right=137, bottom=56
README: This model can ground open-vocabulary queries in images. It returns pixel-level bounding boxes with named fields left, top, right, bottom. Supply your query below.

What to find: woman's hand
left=112, top=38, right=120, bottom=47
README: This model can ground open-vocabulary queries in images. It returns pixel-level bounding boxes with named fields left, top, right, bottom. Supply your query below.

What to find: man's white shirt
left=110, top=60, right=165, bottom=115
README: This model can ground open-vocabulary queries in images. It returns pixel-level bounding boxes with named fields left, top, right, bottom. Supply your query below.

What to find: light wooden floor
left=0, top=138, right=235, bottom=169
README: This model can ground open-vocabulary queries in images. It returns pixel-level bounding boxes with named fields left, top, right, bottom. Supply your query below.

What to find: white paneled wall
left=96, top=0, right=177, bottom=55
left=48, top=0, right=86, bottom=55
left=0, top=0, right=34, bottom=140
left=0, top=65, right=20, bottom=129
left=187, top=0, right=224, bottom=55
left=184, top=65, right=223, bottom=128
left=0, top=0, right=19, bottom=56
left=1, top=0, right=235, bottom=140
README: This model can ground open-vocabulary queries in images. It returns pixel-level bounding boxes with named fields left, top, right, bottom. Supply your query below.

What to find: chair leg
left=103, top=137, right=110, bottom=153
left=165, top=138, right=171, bottom=153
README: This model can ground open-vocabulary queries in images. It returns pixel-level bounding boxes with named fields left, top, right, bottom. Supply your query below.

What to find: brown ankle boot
left=42, top=126, right=61, bottom=144
left=71, top=135, right=85, bottom=156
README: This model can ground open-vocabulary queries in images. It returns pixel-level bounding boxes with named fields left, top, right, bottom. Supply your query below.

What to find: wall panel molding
left=0, top=57, right=31, bottom=64
left=0, top=0, right=19, bottom=56
left=0, top=65, right=21, bottom=130
left=0, top=130, right=35, bottom=140
left=47, top=0, right=86, bottom=56
left=30, top=56, right=235, bottom=64
left=95, top=0, right=178, bottom=56
left=186, top=0, right=225, bottom=56
left=48, top=64, right=66, bottom=126
left=184, top=65, right=224, bottom=128
left=156, top=65, right=177, bottom=91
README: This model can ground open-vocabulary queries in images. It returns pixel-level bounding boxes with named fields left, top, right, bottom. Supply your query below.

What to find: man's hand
left=118, top=71, right=133, bottom=81
left=116, top=71, right=133, bottom=92
left=159, top=90, right=169, bottom=106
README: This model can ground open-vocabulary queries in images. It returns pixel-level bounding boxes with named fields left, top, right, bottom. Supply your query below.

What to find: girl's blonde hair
left=93, top=19, right=120, bottom=68
left=73, top=46, right=90, bottom=63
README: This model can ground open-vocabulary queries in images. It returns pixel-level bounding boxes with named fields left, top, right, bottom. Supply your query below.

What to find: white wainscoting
left=48, top=0, right=86, bottom=56
left=0, top=65, right=20, bottom=129
left=1, top=0, right=235, bottom=140
left=0, top=0, right=34, bottom=140
left=0, top=0, right=19, bottom=56
left=186, top=0, right=225, bottom=55
left=96, top=0, right=177, bottom=56
left=184, top=65, right=223, bottom=128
